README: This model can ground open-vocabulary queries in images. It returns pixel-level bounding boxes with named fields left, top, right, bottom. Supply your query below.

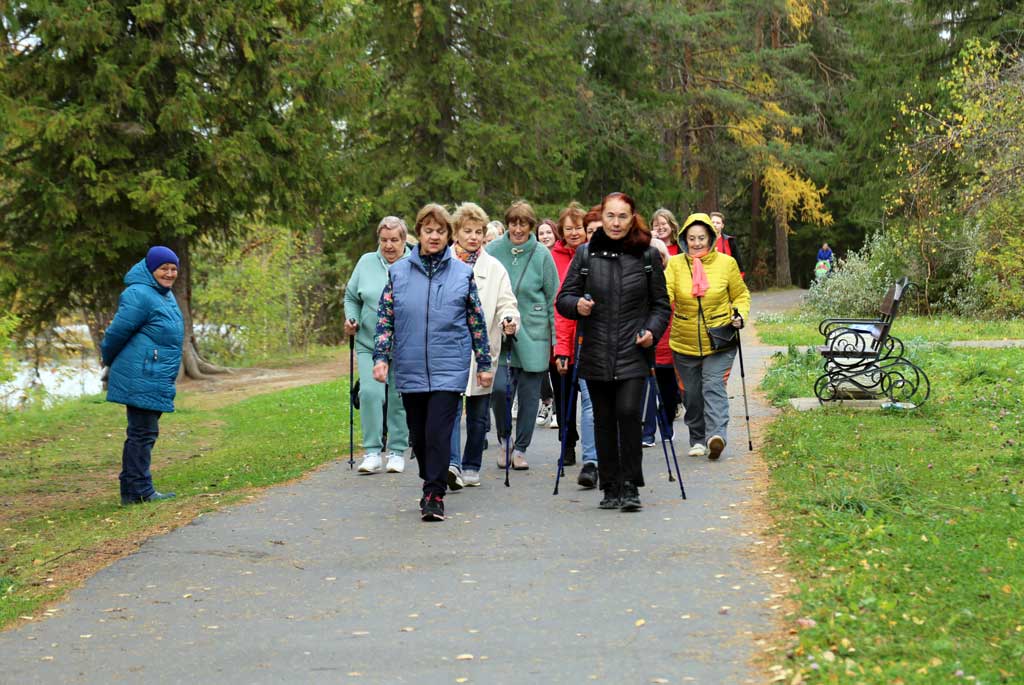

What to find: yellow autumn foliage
left=762, top=164, right=834, bottom=229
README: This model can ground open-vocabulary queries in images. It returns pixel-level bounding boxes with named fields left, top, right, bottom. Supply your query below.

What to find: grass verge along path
left=757, top=311, right=1024, bottom=347
left=760, top=345, right=1023, bottom=683
left=0, top=378, right=352, bottom=629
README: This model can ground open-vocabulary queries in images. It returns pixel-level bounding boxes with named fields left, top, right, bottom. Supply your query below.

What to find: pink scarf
left=690, top=249, right=710, bottom=297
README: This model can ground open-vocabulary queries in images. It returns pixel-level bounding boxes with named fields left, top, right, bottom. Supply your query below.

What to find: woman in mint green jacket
left=486, top=201, right=559, bottom=470
left=343, top=216, right=411, bottom=474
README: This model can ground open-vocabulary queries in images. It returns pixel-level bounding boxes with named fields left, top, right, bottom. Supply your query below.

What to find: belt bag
left=706, top=324, right=738, bottom=351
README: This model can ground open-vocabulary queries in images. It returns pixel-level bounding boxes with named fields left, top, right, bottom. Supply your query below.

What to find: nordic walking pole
left=347, top=320, right=356, bottom=469
left=553, top=333, right=583, bottom=496
left=644, top=346, right=682, bottom=496
left=502, top=317, right=517, bottom=488
left=638, top=344, right=688, bottom=499
left=734, top=308, right=754, bottom=452
left=381, top=377, right=389, bottom=455
left=557, top=372, right=568, bottom=478
left=640, top=354, right=671, bottom=482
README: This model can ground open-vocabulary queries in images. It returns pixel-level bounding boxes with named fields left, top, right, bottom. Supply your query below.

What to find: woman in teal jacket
left=486, top=201, right=559, bottom=470
left=101, top=246, right=184, bottom=505
left=343, top=216, right=411, bottom=474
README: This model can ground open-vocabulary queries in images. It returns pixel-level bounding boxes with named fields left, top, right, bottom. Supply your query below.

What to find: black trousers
left=587, top=377, right=646, bottom=489
left=402, top=391, right=461, bottom=498
left=549, top=361, right=580, bottom=449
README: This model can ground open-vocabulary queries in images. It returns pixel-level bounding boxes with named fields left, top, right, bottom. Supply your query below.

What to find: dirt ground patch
left=177, top=359, right=345, bottom=411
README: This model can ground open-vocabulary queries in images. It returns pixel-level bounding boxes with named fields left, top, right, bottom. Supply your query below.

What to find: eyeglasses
left=508, top=217, right=531, bottom=227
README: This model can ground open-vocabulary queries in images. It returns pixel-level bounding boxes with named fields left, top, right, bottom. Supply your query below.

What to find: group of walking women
left=99, top=192, right=749, bottom=518
left=343, top=192, right=750, bottom=522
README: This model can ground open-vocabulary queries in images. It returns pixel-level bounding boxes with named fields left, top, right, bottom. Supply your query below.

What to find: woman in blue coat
left=373, top=204, right=494, bottom=522
left=101, top=246, right=185, bottom=505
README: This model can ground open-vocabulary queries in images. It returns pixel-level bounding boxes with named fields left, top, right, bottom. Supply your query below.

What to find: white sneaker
left=687, top=444, right=706, bottom=458
left=447, top=464, right=465, bottom=491
left=385, top=452, right=405, bottom=473
left=358, top=453, right=383, bottom=473
left=536, top=402, right=551, bottom=426
left=549, top=414, right=559, bottom=429
left=463, top=470, right=481, bottom=487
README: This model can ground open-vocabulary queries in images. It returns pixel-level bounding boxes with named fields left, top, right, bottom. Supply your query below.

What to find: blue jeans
left=578, top=380, right=597, bottom=463
left=120, top=405, right=161, bottom=500
left=450, top=394, right=491, bottom=471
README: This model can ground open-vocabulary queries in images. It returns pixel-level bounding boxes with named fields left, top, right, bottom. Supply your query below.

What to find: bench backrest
left=870, top=276, right=910, bottom=350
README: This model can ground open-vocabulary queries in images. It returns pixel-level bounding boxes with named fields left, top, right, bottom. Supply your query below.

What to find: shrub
left=806, top=232, right=896, bottom=318
left=192, top=223, right=336, bottom=364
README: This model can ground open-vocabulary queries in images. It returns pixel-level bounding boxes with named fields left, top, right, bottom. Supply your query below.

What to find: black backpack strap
left=579, top=244, right=590, bottom=291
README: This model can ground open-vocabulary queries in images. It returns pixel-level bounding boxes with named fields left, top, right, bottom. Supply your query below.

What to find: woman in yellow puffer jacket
left=664, top=213, right=751, bottom=461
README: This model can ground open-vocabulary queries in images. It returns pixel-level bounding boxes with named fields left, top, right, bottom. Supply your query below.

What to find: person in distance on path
left=373, top=204, right=493, bottom=522
left=556, top=192, right=671, bottom=511
left=447, top=202, right=520, bottom=490
left=664, top=213, right=750, bottom=461
left=102, top=246, right=184, bottom=505
left=344, top=216, right=412, bottom=475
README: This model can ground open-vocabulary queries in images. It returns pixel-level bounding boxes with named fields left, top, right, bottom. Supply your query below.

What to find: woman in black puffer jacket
left=556, top=192, right=671, bottom=511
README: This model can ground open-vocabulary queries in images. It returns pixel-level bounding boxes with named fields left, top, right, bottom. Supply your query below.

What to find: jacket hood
left=680, top=212, right=719, bottom=256
left=124, top=259, right=169, bottom=293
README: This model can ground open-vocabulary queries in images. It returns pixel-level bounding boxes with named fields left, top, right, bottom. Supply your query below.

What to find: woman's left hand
left=477, top=371, right=494, bottom=388
left=635, top=329, right=654, bottom=348
left=732, top=314, right=744, bottom=329
left=501, top=318, right=518, bottom=336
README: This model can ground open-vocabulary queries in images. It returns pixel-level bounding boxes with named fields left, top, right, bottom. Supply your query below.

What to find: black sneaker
left=421, top=494, right=445, bottom=521
left=599, top=486, right=620, bottom=509
left=620, top=481, right=642, bottom=512
left=562, top=448, right=577, bottom=467
left=577, top=462, right=598, bottom=489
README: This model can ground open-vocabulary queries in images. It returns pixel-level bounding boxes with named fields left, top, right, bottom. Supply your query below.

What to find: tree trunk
left=774, top=213, right=792, bottom=287
left=168, top=235, right=231, bottom=380
left=750, top=177, right=762, bottom=249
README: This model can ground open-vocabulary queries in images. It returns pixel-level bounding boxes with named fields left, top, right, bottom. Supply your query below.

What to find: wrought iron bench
left=813, top=277, right=931, bottom=408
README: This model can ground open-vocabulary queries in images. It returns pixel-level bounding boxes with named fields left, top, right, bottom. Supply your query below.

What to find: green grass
left=0, top=380, right=353, bottom=629
left=760, top=346, right=1024, bottom=683
left=756, top=311, right=1024, bottom=347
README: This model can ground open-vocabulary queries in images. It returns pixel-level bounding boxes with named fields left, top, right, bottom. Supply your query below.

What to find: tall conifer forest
left=3, top=1, right=1023, bottom=367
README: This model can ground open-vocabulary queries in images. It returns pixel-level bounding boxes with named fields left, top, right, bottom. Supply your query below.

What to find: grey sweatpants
left=673, top=348, right=737, bottom=448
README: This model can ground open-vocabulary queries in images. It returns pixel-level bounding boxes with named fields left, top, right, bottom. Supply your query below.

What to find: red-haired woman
left=556, top=193, right=671, bottom=511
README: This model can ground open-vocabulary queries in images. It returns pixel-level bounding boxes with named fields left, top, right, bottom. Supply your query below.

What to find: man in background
left=710, top=212, right=744, bottom=279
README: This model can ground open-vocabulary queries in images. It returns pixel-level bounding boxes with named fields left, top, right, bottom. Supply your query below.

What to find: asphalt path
left=0, top=290, right=806, bottom=684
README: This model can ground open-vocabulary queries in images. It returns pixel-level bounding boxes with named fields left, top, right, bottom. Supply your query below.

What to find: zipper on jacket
left=609, top=257, right=621, bottom=380
left=425, top=270, right=432, bottom=391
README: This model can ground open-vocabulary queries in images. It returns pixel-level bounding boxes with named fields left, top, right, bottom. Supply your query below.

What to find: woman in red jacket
left=642, top=208, right=682, bottom=446
left=550, top=202, right=599, bottom=488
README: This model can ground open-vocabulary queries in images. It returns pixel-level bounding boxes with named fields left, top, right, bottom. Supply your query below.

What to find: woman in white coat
left=448, top=202, right=520, bottom=488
